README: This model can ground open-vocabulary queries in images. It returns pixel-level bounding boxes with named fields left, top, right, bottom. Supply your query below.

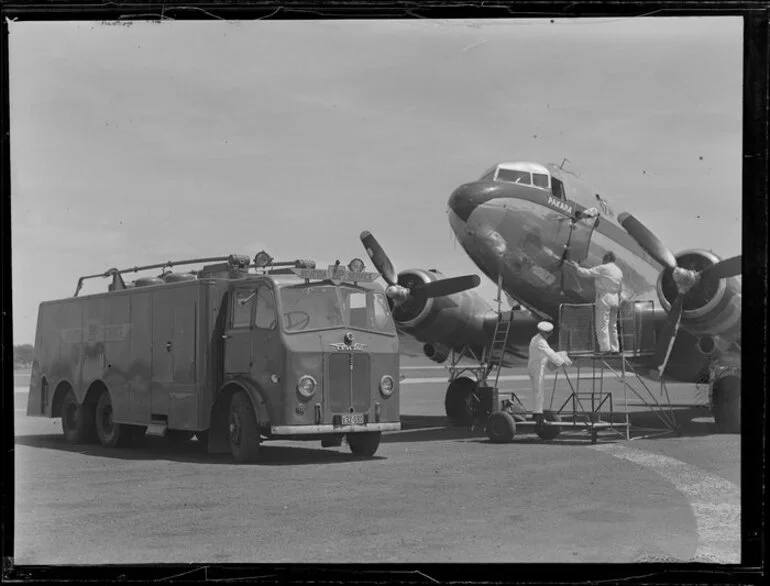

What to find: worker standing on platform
left=528, top=322, right=571, bottom=424
left=568, top=252, right=624, bottom=354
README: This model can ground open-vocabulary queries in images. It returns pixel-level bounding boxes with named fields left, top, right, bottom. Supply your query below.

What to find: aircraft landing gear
left=443, top=345, right=497, bottom=428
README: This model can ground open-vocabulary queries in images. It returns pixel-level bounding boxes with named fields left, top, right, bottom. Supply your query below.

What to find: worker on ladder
left=528, top=322, right=572, bottom=424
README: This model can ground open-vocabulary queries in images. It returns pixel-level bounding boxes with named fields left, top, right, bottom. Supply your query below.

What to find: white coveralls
left=574, top=262, right=624, bottom=352
left=527, top=334, right=569, bottom=414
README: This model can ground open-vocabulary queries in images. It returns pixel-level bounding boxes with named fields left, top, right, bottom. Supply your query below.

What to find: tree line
left=14, top=344, right=34, bottom=367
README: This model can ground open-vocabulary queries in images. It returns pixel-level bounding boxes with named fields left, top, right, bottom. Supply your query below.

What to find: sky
left=9, top=17, right=743, bottom=345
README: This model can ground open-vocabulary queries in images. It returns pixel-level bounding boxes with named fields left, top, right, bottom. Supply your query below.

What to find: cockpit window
left=532, top=173, right=549, bottom=189
left=551, top=177, right=566, bottom=200
left=495, top=169, right=531, bottom=185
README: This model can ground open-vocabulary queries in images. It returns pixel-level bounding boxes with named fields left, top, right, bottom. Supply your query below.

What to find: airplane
left=360, top=160, right=741, bottom=433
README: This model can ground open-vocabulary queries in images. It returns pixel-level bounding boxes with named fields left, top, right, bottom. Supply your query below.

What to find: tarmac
left=11, top=361, right=740, bottom=564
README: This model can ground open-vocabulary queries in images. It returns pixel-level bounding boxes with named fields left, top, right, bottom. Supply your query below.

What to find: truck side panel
left=81, top=296, right=106, bottom=393
left=168, top=287, right=199, bottom=429
left=129, top=291, right=153, bottom=423
left=103, top=294, right=131, bottom=420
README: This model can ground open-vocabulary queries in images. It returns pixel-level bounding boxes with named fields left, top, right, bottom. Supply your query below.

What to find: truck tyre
left=348, top=432, right=381, bottom=457
left=94, top=391, right=131, bottom=448
left=229, top=392, right=261, bottom=463
left=61, top=389, right=95, bottom=444
left=713, top=384, right=740, bottom=434
left=486, top=411, right=516, bottom=443
left=535, top=411, right=562, bottom=441
left=444, top=377, right=479, bottom=427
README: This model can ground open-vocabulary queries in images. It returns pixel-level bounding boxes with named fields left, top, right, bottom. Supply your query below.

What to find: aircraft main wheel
left=94, top=392, right=131, bottom=448
left=486, top=411, right=516, bottom=443
left=229, top=392, right=261, bottom=463
left=61, top=389, right=95, bottom=444
left=348, top=431, right=381, bottom=457
left=535, top=411, right=562, bottom=441
left=444, top=377, right=479, bottom=427
left=713, top=382, right=740, bottom=434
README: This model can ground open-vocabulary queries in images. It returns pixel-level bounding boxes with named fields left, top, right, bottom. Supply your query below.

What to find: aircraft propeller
left=618, top=212, right=741, bottom=376
left=360, top=231, right=481, bottom=305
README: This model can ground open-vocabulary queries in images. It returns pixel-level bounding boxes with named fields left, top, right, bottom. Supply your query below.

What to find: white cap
left=537, top=321, right=554, bottom=333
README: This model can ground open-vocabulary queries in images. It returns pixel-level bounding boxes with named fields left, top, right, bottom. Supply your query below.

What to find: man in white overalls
left=527, top=322, right=571, bottom=424
left=568, top=252, right=624, bottom=354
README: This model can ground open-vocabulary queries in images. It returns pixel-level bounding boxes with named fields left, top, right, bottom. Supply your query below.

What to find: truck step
left=145, top=423, right=168, bottom=437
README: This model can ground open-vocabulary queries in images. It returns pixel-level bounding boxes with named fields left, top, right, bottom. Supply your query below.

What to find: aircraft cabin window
left=532, top=173, right=549, bottom=189
left=495, top=169, right=531, bottom=185
left=551, top=177, right=566, bottom=200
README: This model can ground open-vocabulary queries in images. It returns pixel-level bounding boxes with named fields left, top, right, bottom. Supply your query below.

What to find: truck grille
left=327, top=353, right=371, bottom=413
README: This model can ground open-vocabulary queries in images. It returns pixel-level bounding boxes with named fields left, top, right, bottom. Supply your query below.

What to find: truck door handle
left=165, top=341, right=173, bottom=351
left=222, top=334, right=231, bottom=340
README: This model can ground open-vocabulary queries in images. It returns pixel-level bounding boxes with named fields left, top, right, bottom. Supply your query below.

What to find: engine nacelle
left=656, top=249, right=741, bottom=340
left=391, top=268, right=493, bottom=352
left=423, top=343, right=450, bottom=364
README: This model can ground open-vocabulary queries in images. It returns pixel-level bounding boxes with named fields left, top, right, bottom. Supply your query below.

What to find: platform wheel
left=94, top=391, right=131, bottom=448
left=61, top=389, right=95, bottom=444
left=486, top=411, right=516, bottom=443
left=535, top=411, right=562, bottom=441
left=444, top=377, right=479, bottom=427
left=229, top=392, right=261, bottom=463
left=348, top=432, right=381, bottom=457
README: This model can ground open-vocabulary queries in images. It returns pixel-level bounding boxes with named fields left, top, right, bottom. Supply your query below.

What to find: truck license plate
left=342, top=414, right=364, bottom=425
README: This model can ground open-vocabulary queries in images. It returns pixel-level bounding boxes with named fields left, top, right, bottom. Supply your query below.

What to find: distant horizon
left=10, top=17, right=742, bottom=345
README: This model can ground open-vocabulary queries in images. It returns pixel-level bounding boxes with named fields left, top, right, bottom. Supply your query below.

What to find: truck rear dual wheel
left=61, top=389, right=96, bottom=444
left=94, top=392, right=132, bottom=448
left=713, top=384, right=740, bottom=434
left=347, top=432, right=381, bottom=457
left=229, top=392, right=261, bottom=463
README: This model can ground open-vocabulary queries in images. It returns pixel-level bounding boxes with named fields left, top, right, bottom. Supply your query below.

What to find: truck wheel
left=94, top=391, right=131, bottom=448
left=229, top=392, right=261, bottom=463
left=348, top=432, right=381, bottom=457
left=444, top=377, right=479, bottom=427
left=486, top=411, right=516, bottom=443
left=61, top=389, right=95, bottom=444
left=535, top=411, right=562, bottom=441
left=713, top=384, right=740, bottom=433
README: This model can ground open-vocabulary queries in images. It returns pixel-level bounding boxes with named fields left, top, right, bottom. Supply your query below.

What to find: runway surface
left=11, top=362, right=740, bottom=564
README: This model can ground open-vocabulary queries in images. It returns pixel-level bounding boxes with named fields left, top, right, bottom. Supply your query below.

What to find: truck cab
left=218, top=265, right=400, bottom=461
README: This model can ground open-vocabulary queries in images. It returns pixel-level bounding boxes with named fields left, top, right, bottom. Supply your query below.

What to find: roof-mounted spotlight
left=348, top=258, right=365, bottom=273
left=228, top=254, right=251, bottom=268
left=254, top=251, right=274, bottom=268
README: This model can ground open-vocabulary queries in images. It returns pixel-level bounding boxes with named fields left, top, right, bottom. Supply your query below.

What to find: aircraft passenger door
left=224, top=289, right=254, bottom=374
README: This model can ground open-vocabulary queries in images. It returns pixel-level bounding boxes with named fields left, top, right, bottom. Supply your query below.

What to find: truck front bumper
left=270, top=422, right=401, bottom=435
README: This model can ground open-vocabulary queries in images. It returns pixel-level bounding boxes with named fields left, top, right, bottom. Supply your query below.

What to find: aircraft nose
left=448, top=181, right=509, bottom=222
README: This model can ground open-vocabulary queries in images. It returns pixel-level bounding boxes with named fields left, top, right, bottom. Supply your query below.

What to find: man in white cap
left=528, top=321, right=571, bottom=424
left=567, top=252, right=624, bottom=354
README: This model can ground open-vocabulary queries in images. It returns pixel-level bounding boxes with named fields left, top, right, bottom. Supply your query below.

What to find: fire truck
left=26, top=252, right=400, bottom=462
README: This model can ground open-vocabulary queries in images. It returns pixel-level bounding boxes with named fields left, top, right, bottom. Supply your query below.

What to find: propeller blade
left=410, top=274, right=481, bottom=298
left=360, top=231, right=397, bottom=286
left=654, top=294, right=685, bottom=376
left=618, top=212, right=678, bottom=270
left=700, top=255, right=741, bottom=281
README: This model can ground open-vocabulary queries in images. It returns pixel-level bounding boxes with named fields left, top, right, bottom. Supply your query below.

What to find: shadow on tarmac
left=382, top=406, right=732, bottom=445
left=13, top=434, right=385, bottom=466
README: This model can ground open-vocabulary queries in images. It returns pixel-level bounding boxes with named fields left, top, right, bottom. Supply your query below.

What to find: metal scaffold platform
left=485, top=300, right=680, bottom=444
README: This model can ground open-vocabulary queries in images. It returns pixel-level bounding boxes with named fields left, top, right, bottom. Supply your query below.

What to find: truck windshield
left=279, top=284, right=395, bottom=334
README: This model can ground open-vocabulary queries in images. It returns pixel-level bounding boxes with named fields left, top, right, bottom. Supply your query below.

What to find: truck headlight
left=380, top=375, right=395, bottom=397
left=297, top=375, right=317, bottom=399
